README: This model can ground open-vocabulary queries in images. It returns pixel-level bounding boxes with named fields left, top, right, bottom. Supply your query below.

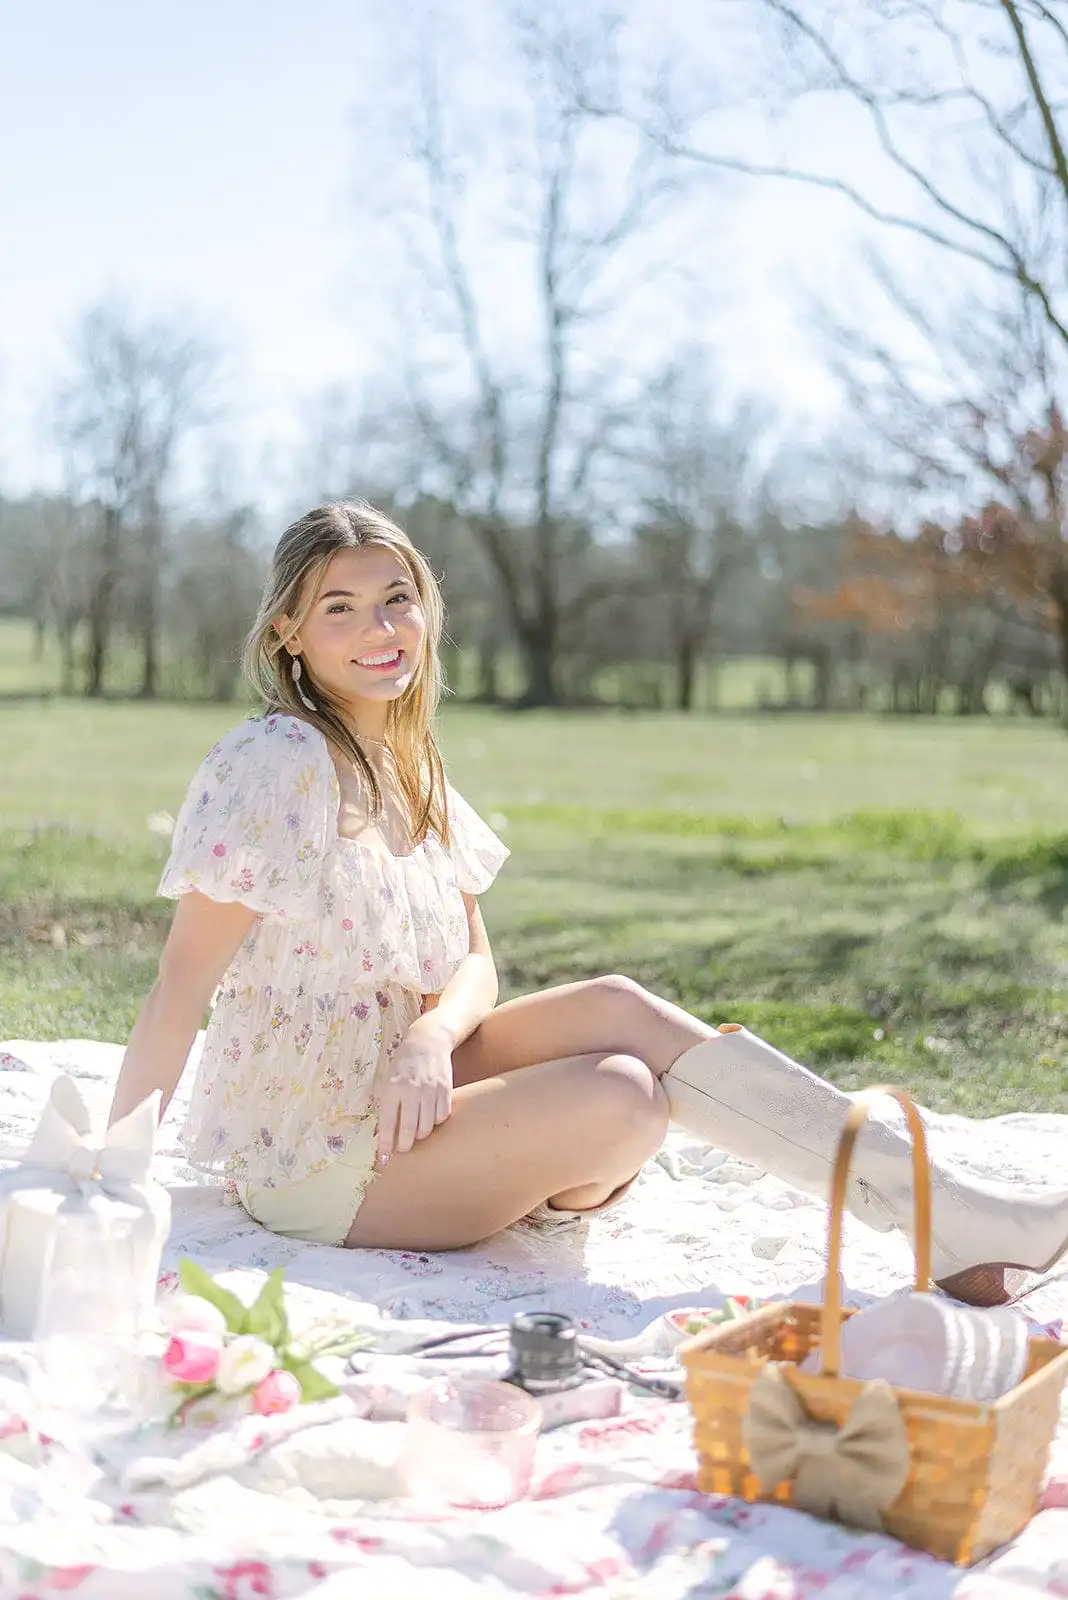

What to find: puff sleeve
left=159, top=715, right=334, bottom=920
left=446, top=787, right=510, bottom=894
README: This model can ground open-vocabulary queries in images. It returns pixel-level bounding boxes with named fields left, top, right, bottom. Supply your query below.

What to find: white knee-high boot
left=663, top=1026, right=1068, bottom=1307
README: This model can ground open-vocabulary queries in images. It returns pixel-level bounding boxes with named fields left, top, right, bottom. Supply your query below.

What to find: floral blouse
left=159, top=713, right=509, bottom=1189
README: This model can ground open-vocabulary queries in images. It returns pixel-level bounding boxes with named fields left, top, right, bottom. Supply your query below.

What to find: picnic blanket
left=1, top=1033, right=1067, bottom=1599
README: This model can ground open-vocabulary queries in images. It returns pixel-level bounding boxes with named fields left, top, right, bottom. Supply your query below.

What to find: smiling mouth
left=355, top=648, right=404, bottom=673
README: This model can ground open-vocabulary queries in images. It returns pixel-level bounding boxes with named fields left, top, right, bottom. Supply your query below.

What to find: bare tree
left=617, top=0, right=1068, bottom=708
left=55, top=300, right=221, bottom=697
left=648, top=1, right=1067, bottom=350
left=171, top=507, right=265, bottom=701
left=800, top=241, right=1067, bottom=705
left=633, top=361, right=761, bottom=709
left=376, top=6, right=691, bottom=704
left=22, top=498, right=96, bottom=691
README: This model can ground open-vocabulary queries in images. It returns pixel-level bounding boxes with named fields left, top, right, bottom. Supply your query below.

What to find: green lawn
left=1, top=695, right=1066, bottom=1117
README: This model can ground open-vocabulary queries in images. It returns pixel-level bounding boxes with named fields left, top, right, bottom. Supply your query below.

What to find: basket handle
left=819, top=1085, right=932, bottom=1379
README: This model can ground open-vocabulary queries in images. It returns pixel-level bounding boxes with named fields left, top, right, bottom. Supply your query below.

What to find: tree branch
left=931, top=12, right=1056, bottom=178
left=736, top=0, right=1068, bottom=350
left=1026, top=2, right=1068, bottom=59
left=415, top=47, right=508, bottom=515
left=1000, top=0, right=1068, bottom=206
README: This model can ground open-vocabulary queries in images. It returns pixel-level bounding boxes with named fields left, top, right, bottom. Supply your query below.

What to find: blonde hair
left=242, top=501, right=449, bottom=844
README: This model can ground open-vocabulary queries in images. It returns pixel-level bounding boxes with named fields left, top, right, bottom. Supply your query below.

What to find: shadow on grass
left=0, top=898, right=171, bottom=950
left=984, top=836, right=1068, bottom=919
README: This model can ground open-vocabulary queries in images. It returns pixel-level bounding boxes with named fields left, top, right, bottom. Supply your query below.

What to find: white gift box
left=0, top=1076, right=171, bottom=1338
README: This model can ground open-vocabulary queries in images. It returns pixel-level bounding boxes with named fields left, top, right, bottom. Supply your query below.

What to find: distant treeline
left=0, top=489, right=1061, bottom=719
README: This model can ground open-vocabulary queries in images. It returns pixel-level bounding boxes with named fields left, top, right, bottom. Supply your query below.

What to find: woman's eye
left=325, top=602, right=351, bottom=614
left=387, top=592, right=412, bottom=605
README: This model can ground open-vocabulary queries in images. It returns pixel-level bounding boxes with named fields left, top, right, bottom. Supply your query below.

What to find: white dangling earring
left=291, top=655, right=316, bottom=711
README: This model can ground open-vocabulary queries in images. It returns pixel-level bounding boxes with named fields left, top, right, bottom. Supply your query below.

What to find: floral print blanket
left=1, top=1035, right=1067, bottom=1599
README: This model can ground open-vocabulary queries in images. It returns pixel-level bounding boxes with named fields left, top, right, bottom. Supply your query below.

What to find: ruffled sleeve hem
left=158, top=715, right=335, bottom=920
left=446, top=787, right=510, bottom=894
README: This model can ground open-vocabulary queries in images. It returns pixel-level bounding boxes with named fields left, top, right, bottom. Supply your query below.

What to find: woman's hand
left=375, top=1013, right=455, bottom=1164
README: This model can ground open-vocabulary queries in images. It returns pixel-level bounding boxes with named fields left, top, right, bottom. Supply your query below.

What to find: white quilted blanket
left=1, top=1034, right=1067, bottom=1599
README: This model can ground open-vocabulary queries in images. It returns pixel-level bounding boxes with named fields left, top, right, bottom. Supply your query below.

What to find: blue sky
left=1, top=0, right=387, bottom=493
left=0, top=0, right=919, bottom=511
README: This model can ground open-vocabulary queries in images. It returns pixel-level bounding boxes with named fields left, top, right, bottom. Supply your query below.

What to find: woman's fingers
left=395, top=1089, right=423, bottom=1156
left=376, top=1085, right=401, bottom=1164
left=378, top=1080, right=452, bottom=1165
left=416, top=1093, right=439, bottom=1143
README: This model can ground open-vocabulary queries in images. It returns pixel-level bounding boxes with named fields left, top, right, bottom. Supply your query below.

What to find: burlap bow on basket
left=743, top=1364, right=910, bottom=1532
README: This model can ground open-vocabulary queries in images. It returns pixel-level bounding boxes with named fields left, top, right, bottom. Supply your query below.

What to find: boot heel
left=935, top=1265, right=1013, bottom=1308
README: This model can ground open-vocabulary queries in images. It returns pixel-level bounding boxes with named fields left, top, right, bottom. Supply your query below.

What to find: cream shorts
left=237, top=1120, right=377, bottom=1247
left=237, top=1121, right=640, bottom=1248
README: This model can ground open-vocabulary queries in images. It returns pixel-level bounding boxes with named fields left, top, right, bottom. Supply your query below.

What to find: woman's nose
left=369, top=606, right=397, bottom=634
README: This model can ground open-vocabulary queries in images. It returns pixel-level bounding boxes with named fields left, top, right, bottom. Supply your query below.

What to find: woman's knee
left=585, top=972, right=659, bottom=1035
left=584, top=1052, right=669, bottom=1154
left=588, top=972, right=647, bottom=1008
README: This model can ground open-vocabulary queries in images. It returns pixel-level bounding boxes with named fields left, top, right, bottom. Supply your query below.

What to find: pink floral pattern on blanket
left=4, top=1042, right=1068, bottom=1597
left=1, top=1397, right=1067, bottom=1599
left=2, top=1281, right=1068, bottom=1600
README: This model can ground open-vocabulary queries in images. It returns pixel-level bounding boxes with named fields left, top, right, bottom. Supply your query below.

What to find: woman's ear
left=274, top=616, right=299, bottom=655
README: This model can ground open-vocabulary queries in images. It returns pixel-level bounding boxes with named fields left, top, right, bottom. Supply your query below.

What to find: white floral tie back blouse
left=159, top=713, right=509, bottom=1189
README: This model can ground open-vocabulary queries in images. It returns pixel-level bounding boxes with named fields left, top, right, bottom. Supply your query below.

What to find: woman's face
left=284, top=545, right=428, bottom=714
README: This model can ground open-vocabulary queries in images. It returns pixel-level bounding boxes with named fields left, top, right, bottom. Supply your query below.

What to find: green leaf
left=177, top=1258, right=248, bottom=1333
left=299, top=1329, right=376, bottom=1360
left=244, top=1266, right=289, bottom=1347
left=282, top=1354, right=339, bottom=1405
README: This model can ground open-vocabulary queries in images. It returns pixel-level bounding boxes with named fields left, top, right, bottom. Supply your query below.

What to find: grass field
left=2, top=692, right=1067, bottom=1116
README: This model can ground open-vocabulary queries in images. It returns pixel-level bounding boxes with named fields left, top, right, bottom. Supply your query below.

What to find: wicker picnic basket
left=679, top=1085, right=1068, bottom=1566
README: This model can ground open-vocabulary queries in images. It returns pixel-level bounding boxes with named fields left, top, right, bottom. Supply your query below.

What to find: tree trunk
left=1055, top=585, right=1068, bottom=731
left=59, top=620, right=78, bottom=696
left=956, top=630, right=1001, bottom=716
left=706, top=654, right=721, bottom=711
left=85, top=606, right=107, bottom=698
left=85, top=507, right=121, bottom=698
left=477, top=637, right=499, bottom=702
left=676, top=637, right=697, bottom=711
left=213, top=661, right=240, bottom=701
left=465, top=518, right=560, bottom=707
left=516, top=625, right=558, bottom=707
left=140, top=599, right=159, bottom=699
left=138, top=512, right=163, bottom=698
left=811, top=644, right=832, bottom=711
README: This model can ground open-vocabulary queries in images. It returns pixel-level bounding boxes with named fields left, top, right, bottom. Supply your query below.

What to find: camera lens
left=506, top=1311, right=582, bottom=1393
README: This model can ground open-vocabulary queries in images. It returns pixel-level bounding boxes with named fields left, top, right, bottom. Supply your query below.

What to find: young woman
left=109, top=501, right=1068, bottom=1308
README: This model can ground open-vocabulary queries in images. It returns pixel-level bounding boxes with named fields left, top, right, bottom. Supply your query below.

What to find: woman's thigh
left=344, top=1051, right=668, bottom=1251
left=451, top=975, right=714, bottom=1087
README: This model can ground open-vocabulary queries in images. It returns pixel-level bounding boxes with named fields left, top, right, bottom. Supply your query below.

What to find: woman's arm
left=108, top=892, right=259, bottom=1126
left=415, top=894, right=498, bottom=1049
left=376, top=895, right=498, bottom=1161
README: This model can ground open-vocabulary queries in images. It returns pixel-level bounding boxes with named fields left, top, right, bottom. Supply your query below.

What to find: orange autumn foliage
left=793, top=513, right=1056, bottom=639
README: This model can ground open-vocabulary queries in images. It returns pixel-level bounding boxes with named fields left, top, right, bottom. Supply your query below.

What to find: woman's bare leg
left=452, top=974, right=716, bottom=1087
left=345, top=1052, right=669, bottom=1251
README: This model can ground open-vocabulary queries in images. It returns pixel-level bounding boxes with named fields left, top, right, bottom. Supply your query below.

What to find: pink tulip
left=253, top=1369, right=302, bottom=1416
left=162, top=1331, right=223, bottom=1385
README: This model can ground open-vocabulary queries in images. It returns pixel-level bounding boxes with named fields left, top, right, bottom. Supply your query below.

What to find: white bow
left=5, top=1075, right=160, bottom=1193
